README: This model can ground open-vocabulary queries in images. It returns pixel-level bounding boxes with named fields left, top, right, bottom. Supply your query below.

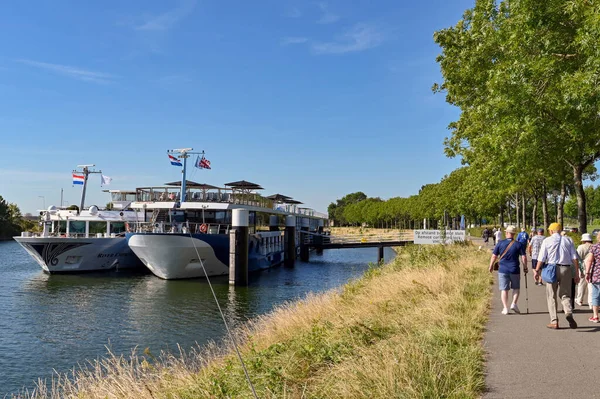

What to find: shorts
left=591, top=283, right=600, bottom=307
left=499, top=273, right=520, bottom=291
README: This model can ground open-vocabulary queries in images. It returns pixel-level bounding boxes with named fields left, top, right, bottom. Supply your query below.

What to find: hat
left=506, top=225, right=516, bottom=234
left=548, top=222, right=562, bottom=232
left=582, top=233, right=593, bottom=242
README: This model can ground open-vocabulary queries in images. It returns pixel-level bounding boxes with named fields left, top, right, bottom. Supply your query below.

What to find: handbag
left=493, top=240, right=515, bottom=271
left=541, top=236, right=562, bottom=284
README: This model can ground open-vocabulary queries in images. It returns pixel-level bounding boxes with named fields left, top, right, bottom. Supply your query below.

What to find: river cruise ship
left=14, top=166, right=145, bottom=273
left=126, top=179, right=326, bottom=279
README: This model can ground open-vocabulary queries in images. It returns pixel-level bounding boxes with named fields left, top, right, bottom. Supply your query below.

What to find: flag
left=101, top=175, right=112, bottom=186
left=72, top=174, right=85, bottom=185
left=168, top=154, right=182, bottom=167
left=195, top=155, right=211, bottom=169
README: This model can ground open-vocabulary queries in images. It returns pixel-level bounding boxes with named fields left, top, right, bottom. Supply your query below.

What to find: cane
left=524, top=267, right=529, bottom=314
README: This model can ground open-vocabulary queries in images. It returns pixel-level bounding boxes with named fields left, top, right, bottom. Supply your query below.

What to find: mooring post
left=284, top=215, right=296, bottom=266
left=300, top=217, right=310, bottom=262
left=229, top=209, right=249, bottom=286
left=269, top=215, right=279, bottom=232
left=378, top=246, right=384, bottom=264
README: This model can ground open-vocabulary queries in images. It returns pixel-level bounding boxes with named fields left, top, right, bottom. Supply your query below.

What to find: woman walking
left=583, top=234, right=600, bottom=323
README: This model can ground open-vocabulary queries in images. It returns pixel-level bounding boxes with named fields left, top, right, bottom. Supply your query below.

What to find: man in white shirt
left=534, top=223, right=580, bottom=329
left=494, top=228, right=502, bottom=247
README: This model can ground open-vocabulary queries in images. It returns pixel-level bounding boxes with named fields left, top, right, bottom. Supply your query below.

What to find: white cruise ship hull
left=14, top=236, right=143, bottom=273
left=127, top=234, right=229, bottom=279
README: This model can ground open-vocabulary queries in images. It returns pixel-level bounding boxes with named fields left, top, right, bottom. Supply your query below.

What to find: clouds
left=15, top=59, right=116, bottom=84
left=316, top=2, right=340, bottom=25
left=312, top=23, right=385, bottom=55
left=134, top=0, right=197, bottom=31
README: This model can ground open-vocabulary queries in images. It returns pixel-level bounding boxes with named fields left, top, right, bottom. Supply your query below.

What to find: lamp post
left=552, top=189, right=559, bottom=222
left=38, top=196, right=45, bottom=209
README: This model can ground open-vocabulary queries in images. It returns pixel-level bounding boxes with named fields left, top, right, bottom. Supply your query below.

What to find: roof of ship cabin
left=224, top=180, right=264, bottom=190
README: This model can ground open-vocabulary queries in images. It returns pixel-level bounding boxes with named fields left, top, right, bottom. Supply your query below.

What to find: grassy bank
left=26, top=245, right=492, bottom=399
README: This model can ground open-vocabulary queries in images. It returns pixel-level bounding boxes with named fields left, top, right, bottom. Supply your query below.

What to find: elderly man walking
left=534, top=223, right=580, bottom=329
left=489, top=226, right=527, bottom=315
left=528, top=228, right=545, bottom=286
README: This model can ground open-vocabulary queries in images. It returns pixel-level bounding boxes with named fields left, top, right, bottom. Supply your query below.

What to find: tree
left=434, top=0, right=600, bottom=232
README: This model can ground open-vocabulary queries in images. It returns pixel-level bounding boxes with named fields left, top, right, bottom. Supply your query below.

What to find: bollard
left=229, top=209, right=249, bottom=286
left=284, top=215, right=296, bottom=267
left=378, top=246, right=384, bottom=264
left=269, top=215, right=279, bottom=232
left=300, top=217, right=310, bottom=262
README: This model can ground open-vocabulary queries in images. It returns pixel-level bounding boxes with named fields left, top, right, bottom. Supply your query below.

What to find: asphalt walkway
left=480, top=239, right=600, bottom=398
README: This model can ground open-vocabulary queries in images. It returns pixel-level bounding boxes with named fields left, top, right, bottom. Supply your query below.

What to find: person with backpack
left=533, top=223, right=580, bottom=329
left=516, top=227, right=529, bottom=247
left=489, top=226, right=528, bottom=315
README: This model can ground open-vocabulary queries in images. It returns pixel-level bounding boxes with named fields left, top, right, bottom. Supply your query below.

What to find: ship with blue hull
left=126, top=148, right=327, bottom=280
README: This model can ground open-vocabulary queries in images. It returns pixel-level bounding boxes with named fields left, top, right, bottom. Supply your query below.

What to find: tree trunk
left=559, top=182, right=566, bottom=228
left=515, top=193, right=520, bottom=228
left=522, top=194, right=526, bottom=230
left=573, top=165, right=588, bottom=233
left=499, top=203, right=504, bottom=228
left=532, top=196, right=538, bottom=228
left=542, top=182, right=549, bottom=232
left=507, top=200, right=512, bottom=225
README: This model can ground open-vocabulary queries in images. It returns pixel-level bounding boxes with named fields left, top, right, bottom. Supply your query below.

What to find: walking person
left=576, top=233, right=594, bottom=308
left=533, top=223, right=580, bottom=329
left=528, top=228, right=545, bottom=286
left=517, top=227, right=529, bottom=247
left=489, top=226, right=528, bottom=315
left=494, top=227, right=502, bottom=247
left=482, top=227, right=490, bottom=245
left=583, top=233, right=600, bottom=323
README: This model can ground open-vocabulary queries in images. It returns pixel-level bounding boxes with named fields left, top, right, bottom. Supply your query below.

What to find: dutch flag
left=168, top=154, right=182, bottom=167
left=73, top=174, right=85, bottom=185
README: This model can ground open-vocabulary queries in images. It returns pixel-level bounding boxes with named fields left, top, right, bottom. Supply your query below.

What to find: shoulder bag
left=541, top=236, right=562, bottom=284
left=493, top=240, right=515, bottom=271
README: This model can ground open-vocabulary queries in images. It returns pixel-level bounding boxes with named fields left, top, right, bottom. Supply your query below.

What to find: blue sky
left=0, top=0, right=474, bottom=214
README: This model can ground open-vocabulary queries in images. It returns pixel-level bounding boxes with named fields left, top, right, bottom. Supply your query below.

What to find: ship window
left=111, top=222, right=126, bottom=234
left=89, top=221, right=107, bottom=235
left=69, top=221, right=85, bottom=234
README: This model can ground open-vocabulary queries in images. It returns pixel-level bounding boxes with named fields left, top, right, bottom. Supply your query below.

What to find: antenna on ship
left=167, top=148, right=205, bottom=202
left=73, top=164, right=102, bottom=215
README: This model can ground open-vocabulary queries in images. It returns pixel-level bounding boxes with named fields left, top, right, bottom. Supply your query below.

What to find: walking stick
left=524, top=266, right=529, bottom=314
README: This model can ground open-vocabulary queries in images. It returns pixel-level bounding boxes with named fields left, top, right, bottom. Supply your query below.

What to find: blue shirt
left=516, top=231, right=529, bottom=245
left=494, top=239, right=526, bottom=274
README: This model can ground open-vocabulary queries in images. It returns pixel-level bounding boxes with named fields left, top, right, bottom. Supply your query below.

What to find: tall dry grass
left=20, top=244, right=492, bottom=399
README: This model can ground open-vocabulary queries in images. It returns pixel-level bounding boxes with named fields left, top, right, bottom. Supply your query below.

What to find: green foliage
left=0, top=196, right=29, bottom=238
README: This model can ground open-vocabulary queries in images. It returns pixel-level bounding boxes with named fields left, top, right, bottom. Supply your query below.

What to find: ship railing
left=252, top=231, right=286, bottom=256
left=133, top=221, right=232, bottom=235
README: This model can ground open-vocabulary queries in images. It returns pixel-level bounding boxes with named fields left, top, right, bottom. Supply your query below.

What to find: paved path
left=480, top=239, right=600, bottom=398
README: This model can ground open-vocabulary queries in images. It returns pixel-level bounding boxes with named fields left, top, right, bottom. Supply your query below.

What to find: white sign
left=414, top=230, right=466, bottom=245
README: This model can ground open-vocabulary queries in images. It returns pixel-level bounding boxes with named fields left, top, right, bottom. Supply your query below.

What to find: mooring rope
left=187, top=231, right=259, bottom=399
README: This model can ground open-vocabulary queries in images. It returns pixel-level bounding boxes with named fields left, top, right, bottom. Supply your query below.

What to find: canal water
left=0, top=240, right=395, bottom=395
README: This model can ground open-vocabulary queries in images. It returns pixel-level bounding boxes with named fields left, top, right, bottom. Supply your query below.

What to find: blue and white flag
left=72, top=173, right=84, bottom=185
left=168, top=154, right=182, bottom=167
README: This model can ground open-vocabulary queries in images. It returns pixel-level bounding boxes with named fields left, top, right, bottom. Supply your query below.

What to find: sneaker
left=501, top=308, right=509, bottom=315
left=547, top=322, right=559, bottom=329
left=510, top=304, right=520, bottom=314
left=589, top=316, right=599, bottom=323
left=575, top=301, right=583, bottom=307
left=566, top=314, right=578, bottom=329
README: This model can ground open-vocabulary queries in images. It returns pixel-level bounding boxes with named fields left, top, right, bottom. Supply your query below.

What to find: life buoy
left=199, top=223, right=208, bottom=233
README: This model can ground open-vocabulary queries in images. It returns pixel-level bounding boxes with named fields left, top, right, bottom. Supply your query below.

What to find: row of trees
left=432, top=0, right=600, bottom=233
left=328, top=165, right=600, bottom=231
left=0, top=196, right=35, bottom=239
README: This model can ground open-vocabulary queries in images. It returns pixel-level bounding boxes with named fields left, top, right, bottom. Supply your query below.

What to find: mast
left=167, top=148, right=205, bottom=202
left=74, top=164, right=101, bottom=215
